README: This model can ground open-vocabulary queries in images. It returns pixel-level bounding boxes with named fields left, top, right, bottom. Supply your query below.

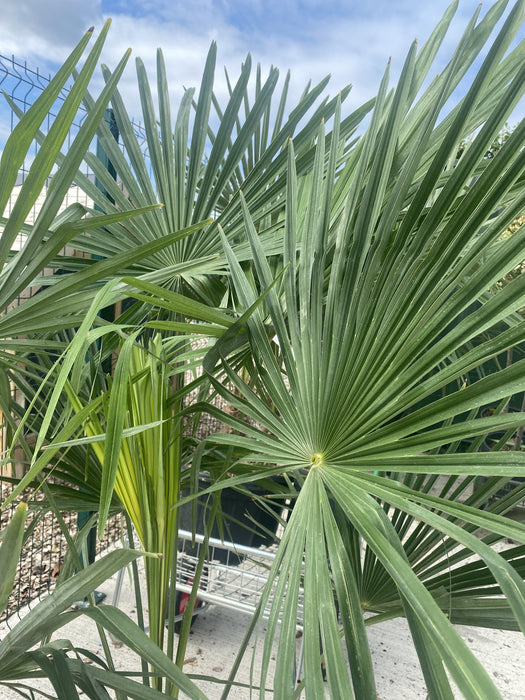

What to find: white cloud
left=90, top=3, right=429, bottom=121
left=0, top=0, right=103, bottom=64
left=0, top=0, right=522, bottom=131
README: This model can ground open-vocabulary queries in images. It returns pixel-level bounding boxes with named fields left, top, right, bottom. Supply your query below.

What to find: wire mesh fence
left=0, top=53, right=94, bottom=237
left=0, top=481, right=123, bottom=628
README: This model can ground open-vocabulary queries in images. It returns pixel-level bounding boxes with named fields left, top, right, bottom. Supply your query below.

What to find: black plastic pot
left=177, top=474, right=286, bottom=564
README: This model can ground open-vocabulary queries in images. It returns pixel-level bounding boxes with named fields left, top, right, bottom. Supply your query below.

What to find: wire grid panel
left=176, top=529, right=304, bottom=630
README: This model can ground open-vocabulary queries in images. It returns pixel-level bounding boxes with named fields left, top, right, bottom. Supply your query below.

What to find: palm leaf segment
left=204, top=2, right=525, bottom=697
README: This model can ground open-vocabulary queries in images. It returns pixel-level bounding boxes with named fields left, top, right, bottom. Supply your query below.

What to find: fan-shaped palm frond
left=20, top=42, right=373, bottom=312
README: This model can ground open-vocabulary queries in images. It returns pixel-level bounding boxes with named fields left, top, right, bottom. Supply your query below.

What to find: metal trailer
left=111, top=527, right=306, bottom=684
left=174, top=528, right=305, bottom=681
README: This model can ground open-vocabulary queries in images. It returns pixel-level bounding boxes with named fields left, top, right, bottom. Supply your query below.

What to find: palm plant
left=165, top=2, right=525, bottom=697
left=3, top=1, right=525, bottom=698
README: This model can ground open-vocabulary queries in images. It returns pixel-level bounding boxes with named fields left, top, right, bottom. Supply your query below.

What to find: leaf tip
left=14, top=501, right=28, bottom=518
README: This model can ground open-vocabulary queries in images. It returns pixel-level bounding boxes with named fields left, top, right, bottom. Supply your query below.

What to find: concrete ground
left=1, top=555, right=525, bottom=699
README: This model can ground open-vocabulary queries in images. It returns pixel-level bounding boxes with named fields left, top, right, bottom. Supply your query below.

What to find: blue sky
left=0, top=0, right=523, bottom=133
